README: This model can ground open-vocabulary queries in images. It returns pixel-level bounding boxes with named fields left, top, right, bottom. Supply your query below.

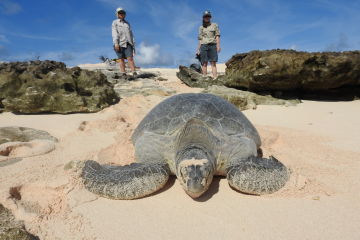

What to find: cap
left=116, top=7, right=126, bottom=14
left=203, top=10, right=212, bottom=17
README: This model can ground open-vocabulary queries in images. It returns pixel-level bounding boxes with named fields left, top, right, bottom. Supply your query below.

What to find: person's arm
left=215, top=24, right=221, bottom=52
left=197, top=40, right=202, bottom=54
left=112, top=21, right=120, bottom=51
left=216, top=36, right=221, bottom=53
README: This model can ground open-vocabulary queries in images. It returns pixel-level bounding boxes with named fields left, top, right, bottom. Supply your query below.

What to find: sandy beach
left=0, top=66, right=360, bottom=240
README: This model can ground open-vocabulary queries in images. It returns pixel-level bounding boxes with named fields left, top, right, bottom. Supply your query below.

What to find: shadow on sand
left=194, top=176, right=225, bottom=202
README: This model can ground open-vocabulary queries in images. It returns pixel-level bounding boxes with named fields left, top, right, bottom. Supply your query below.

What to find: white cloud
left=290, top=45, right=298, bottom=50
left=0, top=0, right=21, bottom=15
left=58, top=52, right=75, bottom=61
left=0, top=45, right=9, bottom=57
left=0, top=34, right=9, bottom=43
left=44, top=48, right=113, bottom=66
left=325, top=33, right=351, bottom=52
left=174, top=53, right=197, bottom=66
left=147, top=1, right=198, bottom=44
left=6, top=32, right=60, bottom=41
left=135, top=42, right=173, bottom=66
left=2, top=46, right=113, bottom=67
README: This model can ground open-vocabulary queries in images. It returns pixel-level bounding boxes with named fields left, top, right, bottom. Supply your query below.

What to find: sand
left=0, top=65, right=359, bottom=240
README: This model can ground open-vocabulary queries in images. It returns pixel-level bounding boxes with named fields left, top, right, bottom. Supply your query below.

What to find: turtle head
left=175, top=118, right=217, bottom=198
left=177, top=158, right=214, bottom=198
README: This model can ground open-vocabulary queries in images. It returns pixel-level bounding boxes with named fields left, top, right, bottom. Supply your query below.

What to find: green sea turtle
left=81, top=93, right=289, bottom=199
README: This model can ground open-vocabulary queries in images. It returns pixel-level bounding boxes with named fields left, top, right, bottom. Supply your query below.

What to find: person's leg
left=210, top=61, right=217, bottom=78
left=114, top=46, right=126, bottom=73
left=119, top=59, right=126, bottom=73
left=201, top=62, right=208, bottom=75
left=123, top=44, right=136, bottom=73
left=127, top=57, right=136, bottom=72
left=200, top=44, right=209, bottom=76
left=208, top=44, right=218, bottom=78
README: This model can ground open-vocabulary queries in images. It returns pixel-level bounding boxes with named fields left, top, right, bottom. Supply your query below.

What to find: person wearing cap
left=197, top=11, right=221, bottom=78
left=112, top=8, right=136, bottom=74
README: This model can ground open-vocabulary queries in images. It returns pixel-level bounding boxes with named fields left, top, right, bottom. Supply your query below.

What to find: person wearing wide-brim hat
left=197, top=11, right=221, bottom=78
left=112, top=7, right=136, bottom=74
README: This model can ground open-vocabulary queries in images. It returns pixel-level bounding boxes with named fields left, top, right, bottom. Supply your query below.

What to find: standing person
left=197, top=11, right=221, bottom=78
left=112, top=7, right=136, bottom=74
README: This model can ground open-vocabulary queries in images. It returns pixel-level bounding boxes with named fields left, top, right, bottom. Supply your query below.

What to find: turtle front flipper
left=226, top=156, right=289, bottom=195
left=81, top=160, right=170, bottom=200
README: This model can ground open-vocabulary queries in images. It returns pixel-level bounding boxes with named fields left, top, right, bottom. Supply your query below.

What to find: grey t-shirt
left=112, top=19, right=135, bottom=48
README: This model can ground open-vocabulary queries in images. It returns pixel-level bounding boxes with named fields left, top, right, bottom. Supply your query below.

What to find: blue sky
left=0, top=0, right=360, bottom=67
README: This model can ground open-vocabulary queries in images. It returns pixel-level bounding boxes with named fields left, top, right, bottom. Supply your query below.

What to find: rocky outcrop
left=0, top=61, right=119, bottom=113
left=113, top=79, right=176, bottom=97
left=101, top=71, right=160, bottom=84
left=225, top=50, right=360, bottom=92
left=178, top=50, right=360, bottom=99
left=176, top=65, right=226, bottom=88
left=91, top=68, right=176, bottom=98
left=0, top=203, right=39, bottom=240
left=203, top=85, right=300, bottom=110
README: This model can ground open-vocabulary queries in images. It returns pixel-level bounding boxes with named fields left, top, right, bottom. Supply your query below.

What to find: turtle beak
left=182, top=165, right=213, bottom=198
left=186, top=178, right=208, bottom=198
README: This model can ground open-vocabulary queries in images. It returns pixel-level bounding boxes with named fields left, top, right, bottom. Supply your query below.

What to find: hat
left=116, top=7, right=126, bottom=15
left=203, top=10, right=212, bottom=17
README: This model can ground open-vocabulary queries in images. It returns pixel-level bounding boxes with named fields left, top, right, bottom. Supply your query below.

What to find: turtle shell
left=131, top=93, right=261, bottom=147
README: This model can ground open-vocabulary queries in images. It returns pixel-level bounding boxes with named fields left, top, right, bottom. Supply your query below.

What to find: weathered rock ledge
left=203, top=85, right=300, bottom=110
left=177, top=50, right=360, bottom=100
left=0, top=61, right=119, bottom=113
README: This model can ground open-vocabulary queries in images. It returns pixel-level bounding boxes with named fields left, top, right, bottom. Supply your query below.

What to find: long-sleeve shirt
left=112, top=19, right=135, bottom=48
left=198, top=23, right=220, bottom=45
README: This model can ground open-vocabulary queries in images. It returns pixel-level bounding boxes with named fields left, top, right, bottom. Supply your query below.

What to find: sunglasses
left=117, top=12, right=126, bottom=15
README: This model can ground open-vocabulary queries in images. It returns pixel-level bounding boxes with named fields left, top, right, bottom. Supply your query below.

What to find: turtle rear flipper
left=226, top=156, right=289, bottom=195
left=81, top=160, right=170, bottom=200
